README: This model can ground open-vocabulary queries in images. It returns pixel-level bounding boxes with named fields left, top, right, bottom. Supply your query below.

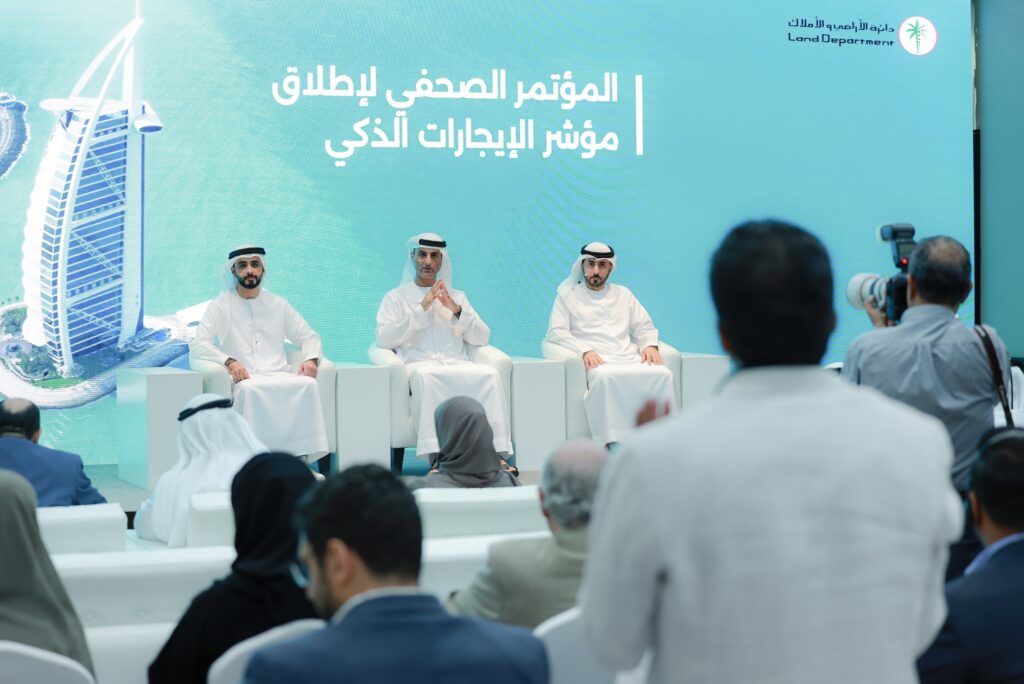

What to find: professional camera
left=846, top=224, right=917, bottom=323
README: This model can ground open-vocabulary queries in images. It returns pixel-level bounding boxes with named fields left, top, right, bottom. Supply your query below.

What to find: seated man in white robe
left=190, top=246, right=329, bottom=463
left=376, top=233, right=512, bottom=468
left=546, top=242, right=675, bottom=445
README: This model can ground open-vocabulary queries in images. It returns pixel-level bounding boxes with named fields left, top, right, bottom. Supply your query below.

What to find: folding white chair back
left=0, top=640, right=96, bottom=684
left=207, top=619, right=324, bottom=684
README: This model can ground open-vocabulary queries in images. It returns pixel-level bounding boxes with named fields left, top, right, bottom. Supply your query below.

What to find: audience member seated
left=135, top=393, right=267, bottom=546
left=447, top=438, right=606, bottom=628
left=148, top=452, right=319, bottom=683
left=580, top=220, right=963, bottom=684
left=0, top=470, right=95, bottom=675
left=918, top=428, right=1024, bottom=683
left=0, top=397, right=105, bottom=506
left=409, top=396, right=519, bottom=490
left=242, top=464, right=548, bottom=683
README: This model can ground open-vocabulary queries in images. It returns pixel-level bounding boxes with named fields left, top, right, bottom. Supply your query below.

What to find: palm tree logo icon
left=899, top=17, right=937, bottom=56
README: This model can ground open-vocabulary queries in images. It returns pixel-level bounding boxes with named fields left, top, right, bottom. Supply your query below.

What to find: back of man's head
left=971, top=428, right=1024, bottom=532
left=540, top=439, right=608, bottom=530
left=0, top=398, right=40, bottom=440
left=295, top=464, right=422, bottom=581
left=710, top=220, right=835, bottom=366
left=908, top=236, right=972, bottom=308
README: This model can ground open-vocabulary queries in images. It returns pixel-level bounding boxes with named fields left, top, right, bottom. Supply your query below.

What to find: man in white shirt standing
left=375, top=233, right=512, bottom=466
left=546, top=242, right=675, bottom=445
left=190, top=246, right=329, bottom=462
left=580, top=220, right=963, bottom=684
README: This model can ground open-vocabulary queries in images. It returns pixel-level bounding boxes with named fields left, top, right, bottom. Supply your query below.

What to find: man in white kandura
left=546, top=242, right=675, bottom=445
left=376, top=233, right=512, bottom=460
left=190, top=246, right=329, bottom=461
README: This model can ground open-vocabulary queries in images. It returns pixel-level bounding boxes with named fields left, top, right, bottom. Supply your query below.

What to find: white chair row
left=121, top=344, right=728, bottom=484
left=181, top=484, right=547, bottom=549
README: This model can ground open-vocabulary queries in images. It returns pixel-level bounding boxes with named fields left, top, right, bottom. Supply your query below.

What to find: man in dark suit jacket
left=243, top=464, right=548, bottom=684
left=918, top=427, right=1024, bottom=683
left=0, top=398, right=106, bottom=507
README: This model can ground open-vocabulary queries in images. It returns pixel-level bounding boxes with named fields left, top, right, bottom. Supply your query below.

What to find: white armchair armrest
left=369, top=345, right=415, bottom=446
left=541, top=341, right=589, bottom=439
left=189, top=356, right=232, bottom=398
left=473, top=345, right=513, bottom=411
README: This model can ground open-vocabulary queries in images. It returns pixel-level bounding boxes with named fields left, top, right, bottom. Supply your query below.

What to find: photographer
left=842, top=236, right=1010, bottom=495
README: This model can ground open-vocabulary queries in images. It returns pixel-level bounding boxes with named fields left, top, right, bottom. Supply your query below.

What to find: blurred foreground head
left=711, top=219, right=836, bottom=367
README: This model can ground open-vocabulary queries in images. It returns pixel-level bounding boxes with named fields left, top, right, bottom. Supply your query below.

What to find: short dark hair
left=294, top=464, right=422, bottom=580
left=971, top=428, right=1024, bottom=530
left=710, top=219, right=835, bottom=366
left=908, top=236, right=972, bottom=307
left=0, top=398, right=40, bottom=439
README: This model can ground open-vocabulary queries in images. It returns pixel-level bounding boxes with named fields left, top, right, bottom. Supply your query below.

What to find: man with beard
left=191, top=246, right=329, bottom=462
left=546, top=242, right=676, bottom=445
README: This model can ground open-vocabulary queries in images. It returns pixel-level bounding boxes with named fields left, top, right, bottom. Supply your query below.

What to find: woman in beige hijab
left=0, top=470, right=94, bottom=674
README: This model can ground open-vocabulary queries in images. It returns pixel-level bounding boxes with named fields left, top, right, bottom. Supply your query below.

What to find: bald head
left=540, top=439, right=608, bottom=530
left=909, top=236, right=972, bottom=308
left=0, top=398, right=41, bottom=441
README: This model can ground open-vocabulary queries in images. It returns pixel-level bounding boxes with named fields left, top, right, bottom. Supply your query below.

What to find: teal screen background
left=0, top=0, right=974, bottom=464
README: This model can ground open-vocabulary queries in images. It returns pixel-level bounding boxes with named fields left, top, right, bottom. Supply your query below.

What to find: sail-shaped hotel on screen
left=20, top=5, right=162, bottom=377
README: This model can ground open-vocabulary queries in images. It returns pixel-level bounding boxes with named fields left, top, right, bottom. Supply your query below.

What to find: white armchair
left=541, top=341, right=681, bottom=440
left=189, top=345, right=337, bottom=454
left=541, top=341, right=730, bottom=440
left=368, top=344, right=513, bottom=473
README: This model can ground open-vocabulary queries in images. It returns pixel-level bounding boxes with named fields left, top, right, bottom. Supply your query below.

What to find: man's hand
left=435, top=280, right=461, bottom=315
left=583, top=350, right=605, bottom=369
left=227, top=360, right=250, bottom=384
left=865, top=297, right=892, bottom=329
left=636, top=399, right=671, bottom=427
left=420, top=283, right=440, bottom=311
left=299, top=359, right=318, bottom=378
left=641, top=345, right=662, bottom=365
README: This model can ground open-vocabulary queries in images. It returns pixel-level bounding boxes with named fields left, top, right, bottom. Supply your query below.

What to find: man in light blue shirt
left=842, top=236, right=1009, bottom=493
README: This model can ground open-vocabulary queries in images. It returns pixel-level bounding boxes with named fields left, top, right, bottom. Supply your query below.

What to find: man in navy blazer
left=0, top=398, right=105, bottom=507
left=918, top=427, right=1024, bottom=683
left=243, top=464, right=548, bottom=684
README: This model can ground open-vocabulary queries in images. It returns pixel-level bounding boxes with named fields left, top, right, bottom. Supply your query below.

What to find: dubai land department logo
left=899, top=16, right=937, bottom=56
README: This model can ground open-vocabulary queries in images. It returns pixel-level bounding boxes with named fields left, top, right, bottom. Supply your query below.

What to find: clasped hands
left=226, top=358, right=318, bottom=384
left=582, top=345, right=662, bottom=370
left=421, top=280, right=462, bottom=317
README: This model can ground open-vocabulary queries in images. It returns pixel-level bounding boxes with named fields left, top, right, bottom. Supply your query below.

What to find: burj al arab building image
left=20, top=6, right=162, bottom=377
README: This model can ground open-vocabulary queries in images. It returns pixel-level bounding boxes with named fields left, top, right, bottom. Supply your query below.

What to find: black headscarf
left=149, top=452, right=319, bottom=684
left=230, top=451, right=315, bottom=578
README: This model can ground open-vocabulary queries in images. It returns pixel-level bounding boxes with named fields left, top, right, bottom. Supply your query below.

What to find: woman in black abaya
left=148, top=452, right=319, bottom=684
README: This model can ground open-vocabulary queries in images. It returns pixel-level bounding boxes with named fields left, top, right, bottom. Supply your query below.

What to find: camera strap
left=975, top=325, right=1014, bottom=428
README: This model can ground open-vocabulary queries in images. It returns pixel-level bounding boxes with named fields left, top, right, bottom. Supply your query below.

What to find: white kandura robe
left=190, top=290, right=329, bottom=460
left=376, top=281, right=512, bottom=455
left=547, top=282, right=675, bottom=444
